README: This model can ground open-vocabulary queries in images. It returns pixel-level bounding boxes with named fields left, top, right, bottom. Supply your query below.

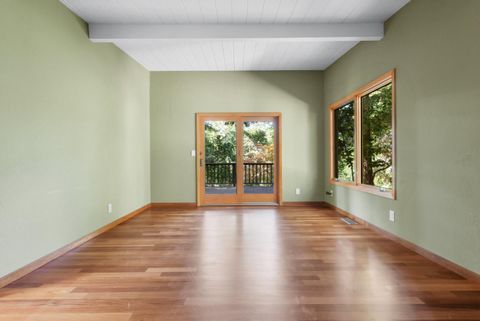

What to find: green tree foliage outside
left=205, top=121, right=236, bottom=164
left=334, top=102, right=355, bottom=181
left=361, top=84, right=393, bottom=189
left=334, top=84, right=393, bottom=189
left=204, top=121, right=274, bottom=163
left=243, top=121, right=274, bottom=163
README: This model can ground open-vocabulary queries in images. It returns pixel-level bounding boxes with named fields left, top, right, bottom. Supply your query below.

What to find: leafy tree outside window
left=243, top=121, right=274, bottom=163
left=205, top=121, right=236, bottom=164
left=333, top=102, right=355, bottom=182
left=361, top=84, right=393, bottom=189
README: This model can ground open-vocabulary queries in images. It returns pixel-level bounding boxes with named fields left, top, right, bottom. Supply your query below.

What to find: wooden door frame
left=196, top=112, right=283, bottom=206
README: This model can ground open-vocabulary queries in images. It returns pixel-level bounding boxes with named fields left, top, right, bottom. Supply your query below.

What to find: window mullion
left=355, top=94, right=362, bottom=187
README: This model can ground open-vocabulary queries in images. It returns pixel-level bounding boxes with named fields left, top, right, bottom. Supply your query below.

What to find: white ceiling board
left=61, top=0, right=409, bottom=24
left=60, top=0, right=410, bottom=71
left=115, top=39, right=358, bottom=71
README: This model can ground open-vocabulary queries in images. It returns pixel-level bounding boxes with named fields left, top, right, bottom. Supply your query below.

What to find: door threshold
left=201, top=202, right=279, bottom=207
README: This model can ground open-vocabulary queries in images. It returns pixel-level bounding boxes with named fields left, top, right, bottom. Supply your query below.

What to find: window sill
left=329, top=179, right=396, bottom=200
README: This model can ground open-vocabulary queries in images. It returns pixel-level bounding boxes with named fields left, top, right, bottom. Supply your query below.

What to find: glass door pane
left=243, top=121, right=275, bottom=194
left=204, top=120, right=237, bottom=195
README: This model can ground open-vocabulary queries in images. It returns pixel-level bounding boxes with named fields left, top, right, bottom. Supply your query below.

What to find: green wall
left=0, top=0, right=151, bottom=277
left=150, top=72, right=324, bottom=203
left=323, top=0, right=480, bottom=273
left=2, top=0, right=478, bottom=280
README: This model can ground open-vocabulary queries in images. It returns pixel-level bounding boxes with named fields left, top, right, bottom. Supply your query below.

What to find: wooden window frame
left=329, top=69, right=396, bottom=200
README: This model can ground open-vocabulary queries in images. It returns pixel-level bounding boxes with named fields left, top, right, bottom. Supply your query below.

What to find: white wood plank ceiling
left=60, top=0, right=410, bottom=71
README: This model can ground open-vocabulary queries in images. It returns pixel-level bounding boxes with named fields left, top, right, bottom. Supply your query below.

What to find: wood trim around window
left=329, top=69, right=396, bottom=200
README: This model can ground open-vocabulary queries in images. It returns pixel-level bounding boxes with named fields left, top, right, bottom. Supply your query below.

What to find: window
left=330, top=70, right=396, bottom=199
left=333, top=101, right=355, bottom=182
left=361, top=83, right=393, bottom=190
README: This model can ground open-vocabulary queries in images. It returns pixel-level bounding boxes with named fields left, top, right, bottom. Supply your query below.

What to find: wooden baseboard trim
left=152, top=202, right=325, bottom=208
left=281, top=201, right=324, bottom=207
left=0, top=203, right=151, bottom=288
left=321, top=202, right=480, bottom=283
left=151, top=202, right=198, bottom=209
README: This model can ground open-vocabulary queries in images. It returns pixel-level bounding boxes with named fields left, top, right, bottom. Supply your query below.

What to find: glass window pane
left=243, top=121, right=275, bottom=194
left=334, top=102, right=355, bottom=182
left=361, top=83, right=393, bottom=189
left=204, top=121, right=237, bottom=195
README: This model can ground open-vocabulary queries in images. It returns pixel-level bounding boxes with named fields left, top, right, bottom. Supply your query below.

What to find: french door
left=196, top=113, right=282, bottom=206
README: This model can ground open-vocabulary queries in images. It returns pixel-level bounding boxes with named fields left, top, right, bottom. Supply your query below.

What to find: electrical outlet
left=295, top=188, right=301, bottom=195
left=107, top=203, right=113, bottom=214
left=191, top=150, right=196, bottom=157
left=389, top=210, right=395, bottom=222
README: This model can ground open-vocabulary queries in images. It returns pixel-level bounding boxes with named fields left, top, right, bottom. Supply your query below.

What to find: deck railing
left=205, top=163, right=236, bottom=186
left=205, top=163, right=274, bottom=187
left=243, top=163, right=274, bottom=186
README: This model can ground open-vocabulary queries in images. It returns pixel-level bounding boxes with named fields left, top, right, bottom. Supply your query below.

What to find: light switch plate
left=191, top=150, right=196, bottom=157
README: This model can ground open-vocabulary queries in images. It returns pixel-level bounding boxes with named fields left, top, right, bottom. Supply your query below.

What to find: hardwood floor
left=1, top=206, right=479, bottom=321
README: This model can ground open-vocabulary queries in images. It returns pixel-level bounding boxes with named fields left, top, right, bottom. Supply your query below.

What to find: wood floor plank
left=0, top=313, right=132, bottom=321
left=0, top=206, right=479, bottom=320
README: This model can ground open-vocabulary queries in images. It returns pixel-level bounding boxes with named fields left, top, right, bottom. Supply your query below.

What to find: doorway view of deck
left=196, top=113, right=282, bottom=205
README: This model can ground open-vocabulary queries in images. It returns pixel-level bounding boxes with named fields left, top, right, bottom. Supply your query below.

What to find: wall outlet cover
left=191, top=150, right=196, bottom=157
left=389, top=210, right=395, bottom=222
left=108, top=203, right=113, bottom=214
left=295, top=188, right=301, bottom=195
